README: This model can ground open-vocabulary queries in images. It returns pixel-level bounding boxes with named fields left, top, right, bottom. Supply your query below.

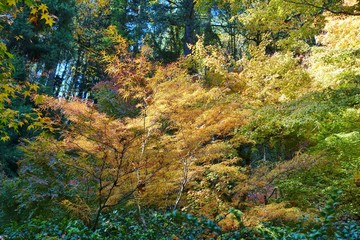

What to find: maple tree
left=16, top=96, right=167, bottom=230
left=0, top=0, right=63, bottom=183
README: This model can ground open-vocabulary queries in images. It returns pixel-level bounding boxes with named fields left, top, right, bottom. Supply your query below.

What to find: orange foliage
left=37, top=95, right=167, bottom=227
left=100, top=26, right=154, bottom=102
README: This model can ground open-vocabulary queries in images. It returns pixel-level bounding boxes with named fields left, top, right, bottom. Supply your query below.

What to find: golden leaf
left=30, top=7, right=38, bottom=15
left=44, top=15, right=55, bottom=27
left=38, top=3, right=48, bottom=13
left=7, top=0, right=16, bottom=6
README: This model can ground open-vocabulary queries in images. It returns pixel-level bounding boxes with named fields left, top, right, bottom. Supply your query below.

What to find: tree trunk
left=183, top=0, right=195, bottom=55
left=174, top=157, right=190, bottom=210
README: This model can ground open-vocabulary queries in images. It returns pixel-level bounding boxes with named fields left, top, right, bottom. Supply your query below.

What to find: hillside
left=0, top=0, right=360, bottom=239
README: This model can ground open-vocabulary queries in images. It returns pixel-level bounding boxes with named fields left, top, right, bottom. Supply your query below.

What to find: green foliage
left=0, top=132, right=23, bottom=176
left=255, top=191, right=360, bottom=240
left=0, top=174, right=21, bottom=226
left=1, top=209, right=221, bottom=239
left=95, top=209, right=221, bottom=239
left=0, top=138, right=70, bottom=222
left=244, top=87, right=360, bottom=146
left=1, top=218, right=94, bottom=239
left=242, top=86, right=360, bottom=213
left=310, top=48, right=360, bottom=89
left=93, top=86, right=140, bottom=118
left=2, top=207, right=359, bottom=239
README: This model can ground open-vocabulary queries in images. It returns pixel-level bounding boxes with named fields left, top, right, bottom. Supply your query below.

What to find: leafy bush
left=1, top=209, right=221, bottom=240
left=2, top=195, right=359, bottom=240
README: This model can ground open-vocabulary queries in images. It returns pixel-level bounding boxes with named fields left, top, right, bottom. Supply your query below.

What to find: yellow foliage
left=28, top=4, right=56, bottom=27
left=217, top=213, right=241, bottom=232
left=61, top=198, right=91, bottom=224
left=187, top=37, right=243, bottom=90
left=309, top=14, right=360, bottom=89
left=239, top=49, right=312, bottom=106
left=316, top=15, right=360, bottom=50
left=185, top=189, right=230, bottom=218
left=36, top=95, right=169, bottom=220
left=354, top=172, right=360, bottom=187
left=101, top=26, right=154, bottom=102
left=243, top=203, right=303, bottom=227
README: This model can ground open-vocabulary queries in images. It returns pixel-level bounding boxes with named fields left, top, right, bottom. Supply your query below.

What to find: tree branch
left=283, top=0, right=360, bottom=15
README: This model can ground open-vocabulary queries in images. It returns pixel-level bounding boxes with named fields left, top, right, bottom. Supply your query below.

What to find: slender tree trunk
left=136, top=110, right=151, bottom=227
left=92, top=205, right=103, bottom=231
left=69, top=50, right=83, bottom=98
left=183, top=0, right=195, bottom=55
left=44, top=65, right=57, bottom=95
left=174, top=157, right=190, bottom=210
left=184, top=23, right=194, bottom=55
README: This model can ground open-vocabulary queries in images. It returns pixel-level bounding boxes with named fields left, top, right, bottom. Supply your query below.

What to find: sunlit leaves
left=0, top=0, right=56, bottom=139
left=1, top=0, right=55, bottom=26
left=33, top=94, right=43, bottom=105
left=309, top=14, right=360, bottom=89
left=0, top=80, right=43, bottom=139
left=7, top=0, right=16, bottom=7
left=238, top=47, right=311, bottom=106
left=222, top=0, right=329, bottom=52
left=30, top=7, right=37, bottom=15
left=38, top=3, right=48, bottom=13
left=317, top=15, right=360, bottom=49
left=101, top=26, right=153, bottom=102
left=28, top=4, right=56, bottom=27
left=23, top=95, right=167, bottom=226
